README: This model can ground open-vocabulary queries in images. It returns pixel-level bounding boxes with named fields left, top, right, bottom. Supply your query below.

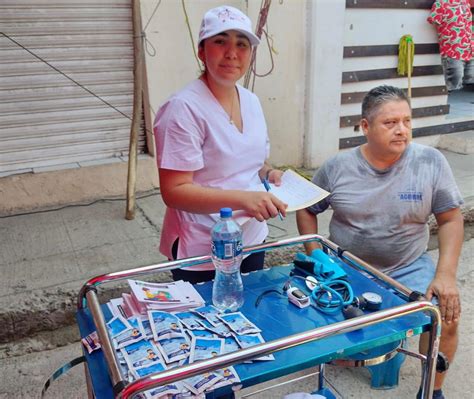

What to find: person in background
left=154, top=6, right=287, bottom=284
left=466, top=0, right=474, bottom=86
left=428, top=0, right=473, bottom=91
left=297, top=86, right=464, bottom=399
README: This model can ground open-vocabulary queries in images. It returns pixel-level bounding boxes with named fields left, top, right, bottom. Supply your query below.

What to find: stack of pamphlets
left=121, top=279, right=205, bottom=317
left=97, top=301, right=274, bottom=399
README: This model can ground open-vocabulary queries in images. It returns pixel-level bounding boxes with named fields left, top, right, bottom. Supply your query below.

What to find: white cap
left=198, top=6, right=260, bottom=47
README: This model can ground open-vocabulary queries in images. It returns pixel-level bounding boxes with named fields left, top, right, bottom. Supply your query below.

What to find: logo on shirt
left=398, top=191, right=423, bottom=202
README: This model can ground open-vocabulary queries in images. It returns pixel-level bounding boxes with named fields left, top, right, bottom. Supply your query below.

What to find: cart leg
left=312, top=364, right=337, bottom=399
left=419, top=328, right=440, bottom=399
left=84, top=362, right=95, bottom=399
left=318, top=363, right=324, bottom=390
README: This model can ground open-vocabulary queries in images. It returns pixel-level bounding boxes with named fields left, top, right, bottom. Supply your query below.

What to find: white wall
left=141, top=0, right=307, bottom=167
left=344, top=9, right=438, bottom=46
left=305, top=0, right=346, bottom=167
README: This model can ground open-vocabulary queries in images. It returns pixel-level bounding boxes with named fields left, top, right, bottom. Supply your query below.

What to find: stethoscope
left=284, top=275, right=355, bottom=314
left=255, top=272, right=382, bottom=318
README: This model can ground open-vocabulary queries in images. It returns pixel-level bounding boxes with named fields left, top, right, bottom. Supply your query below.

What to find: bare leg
left=419, top=319, right=459, bottom=390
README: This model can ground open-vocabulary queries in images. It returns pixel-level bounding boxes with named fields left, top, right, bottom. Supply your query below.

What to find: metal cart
left=76, top=235, right=441, bottom=398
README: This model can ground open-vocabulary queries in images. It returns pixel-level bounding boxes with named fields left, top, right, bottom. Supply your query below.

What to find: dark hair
left=361, top=85, right=411, bottom=121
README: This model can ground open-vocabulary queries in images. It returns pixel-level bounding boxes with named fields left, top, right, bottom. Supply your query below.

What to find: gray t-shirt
left=308, top=143, right=463, bottom=272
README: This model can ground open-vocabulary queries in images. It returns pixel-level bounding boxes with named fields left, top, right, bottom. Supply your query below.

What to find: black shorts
left=170, top=238, right=265, bottom=284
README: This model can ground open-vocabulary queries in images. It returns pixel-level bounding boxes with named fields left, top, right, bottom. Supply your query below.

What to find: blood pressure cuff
left=294, top=249, right=347, bottom=281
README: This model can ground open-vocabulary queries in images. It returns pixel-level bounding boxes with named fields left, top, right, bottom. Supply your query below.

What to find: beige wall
left=141, top=0, right=307, bottom=167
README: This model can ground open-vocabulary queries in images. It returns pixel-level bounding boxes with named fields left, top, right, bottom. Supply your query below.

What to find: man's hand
left=426, top=275, right=461, bottom=324
left=296, top=208, right=322, bottom=254
left=432, top=207, right=464, bottom=324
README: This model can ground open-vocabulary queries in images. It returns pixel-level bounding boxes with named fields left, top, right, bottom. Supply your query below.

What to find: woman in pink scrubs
left=154, top=6, right=287, bottom=283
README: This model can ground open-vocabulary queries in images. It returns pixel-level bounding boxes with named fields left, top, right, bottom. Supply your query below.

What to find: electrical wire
left=143, top=0, right=162, bottom=32
left=243, top=0, right=275, bottom=90
left=0, top=32, right=133, bottom=122
left=181, top=0, right=203, bottom=73
left=0, top=190, right=161, bottom=219
left=254, top=28, right=276, bottom=79
left=0, top=23, right=160, bottom=152
left=141, top=0, right=162, bottom=57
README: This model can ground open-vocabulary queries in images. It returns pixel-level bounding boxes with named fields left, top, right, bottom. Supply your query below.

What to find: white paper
left=266, top=169, right=330, bottom=212
left=209, top=169, right=330, bottom=226
left=127, top=279, right=205, bottom=313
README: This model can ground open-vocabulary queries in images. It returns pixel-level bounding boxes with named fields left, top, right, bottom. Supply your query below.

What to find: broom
left=398, top=35, right=415, bottom=98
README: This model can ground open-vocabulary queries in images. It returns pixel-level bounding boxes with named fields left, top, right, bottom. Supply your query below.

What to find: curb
left=0, top=273, right=172, bottom=345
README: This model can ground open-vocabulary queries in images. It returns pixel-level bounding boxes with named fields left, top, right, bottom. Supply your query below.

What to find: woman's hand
left=241, top=191, right=287, bottom=222
left=267, top=169, right=284, bottom=186
left=160, top=168, right=287, bottom=219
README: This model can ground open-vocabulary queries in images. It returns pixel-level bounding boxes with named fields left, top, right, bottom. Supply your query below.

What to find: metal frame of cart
left=77, top=234, right=442, bottom=399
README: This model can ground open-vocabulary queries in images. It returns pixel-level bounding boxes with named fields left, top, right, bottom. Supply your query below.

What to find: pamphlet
left=127, top=279, right=205, bottom=314
left=209, top=169, right=330, bottom=226
left=105, top=290, right=276, bottom=397
left=262, top=169, right=330, bottom=212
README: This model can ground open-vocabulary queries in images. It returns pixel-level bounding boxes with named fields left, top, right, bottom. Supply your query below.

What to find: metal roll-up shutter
left=0, top=0, right=146, bottom=175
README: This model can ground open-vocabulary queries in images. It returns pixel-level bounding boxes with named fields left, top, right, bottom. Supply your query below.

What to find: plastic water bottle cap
left=220, top=207, right=232, bottom=218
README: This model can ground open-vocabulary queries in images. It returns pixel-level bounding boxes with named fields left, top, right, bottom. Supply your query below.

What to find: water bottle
left=211, top=207, right=244, bottom=312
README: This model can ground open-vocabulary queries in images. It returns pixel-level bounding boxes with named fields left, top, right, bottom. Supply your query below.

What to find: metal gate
left=0, top=0, right=146, bottom=175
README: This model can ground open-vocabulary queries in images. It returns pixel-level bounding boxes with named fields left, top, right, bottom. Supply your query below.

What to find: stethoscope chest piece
left=361, top=291, right=383, bottom=311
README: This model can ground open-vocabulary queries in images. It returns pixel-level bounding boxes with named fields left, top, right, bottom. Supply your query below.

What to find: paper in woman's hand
left=264, top=169, right=330, bottom=212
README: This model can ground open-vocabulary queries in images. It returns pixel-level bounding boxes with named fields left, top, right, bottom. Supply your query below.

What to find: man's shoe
left=416, top=388, right=445, bottom=399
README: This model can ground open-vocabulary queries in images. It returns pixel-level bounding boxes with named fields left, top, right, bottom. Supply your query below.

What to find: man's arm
left=296, top=208, right=322, bottom=254
left=427, top=207, right=464, bottom=323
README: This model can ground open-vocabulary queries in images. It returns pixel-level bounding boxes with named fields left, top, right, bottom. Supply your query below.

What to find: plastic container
left=211, top=207, right=244, bottom=312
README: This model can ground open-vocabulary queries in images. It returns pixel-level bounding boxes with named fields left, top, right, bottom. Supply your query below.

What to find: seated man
left=296, top=85, right=464, bottom=399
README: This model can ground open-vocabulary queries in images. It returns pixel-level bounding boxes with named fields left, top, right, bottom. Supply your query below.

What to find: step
left=437, top=131, right=474, bottom=155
